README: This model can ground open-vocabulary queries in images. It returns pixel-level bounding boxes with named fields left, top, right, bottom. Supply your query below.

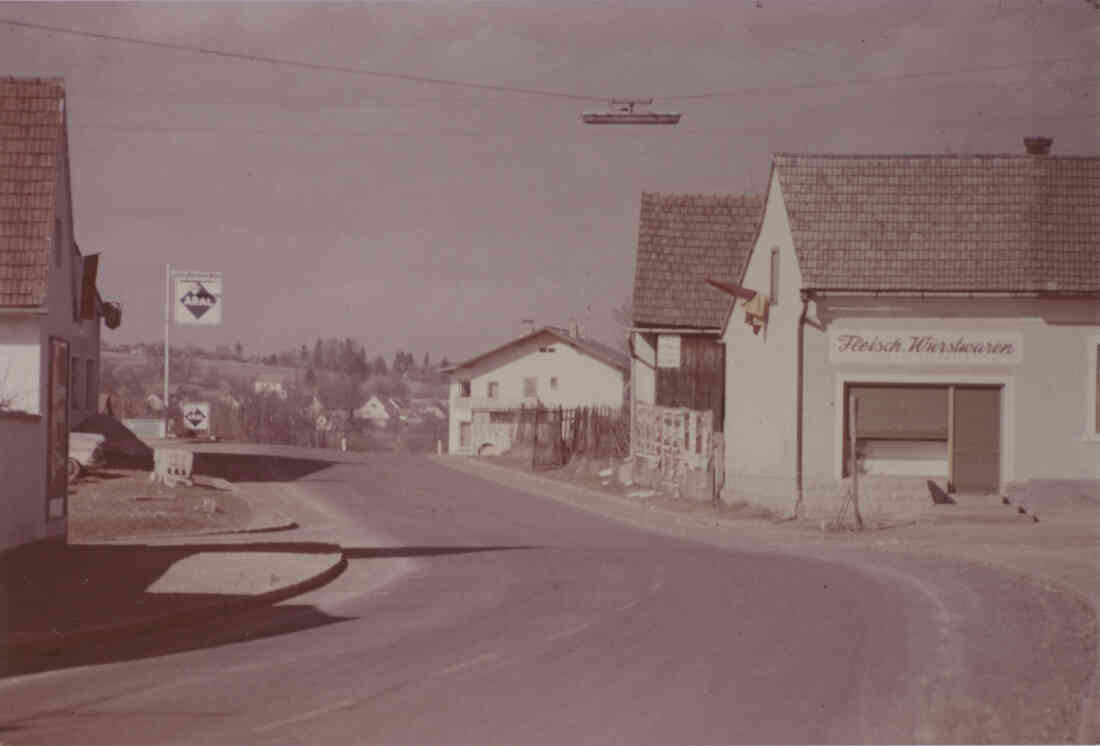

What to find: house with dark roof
left=0, top=78, right=120, bottom=550
left=445, top=324, right=628, bottom=455
left=630, top=193, right=762, bottom=432
left=718, top=138, right=1100, bottom=520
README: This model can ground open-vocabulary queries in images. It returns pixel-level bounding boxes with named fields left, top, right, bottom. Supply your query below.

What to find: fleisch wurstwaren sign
left=829, top=330, right=1022, bottom=365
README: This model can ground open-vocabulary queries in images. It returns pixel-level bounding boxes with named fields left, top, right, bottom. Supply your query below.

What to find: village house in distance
left=0, top=78, right=119, bottom=551
left=446, top=323, right=627, bottom=455
left=719, top=137, right=1100, bottom=517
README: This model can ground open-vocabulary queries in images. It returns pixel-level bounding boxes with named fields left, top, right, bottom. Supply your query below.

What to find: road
left=1, top=451, right=1093, bottom=744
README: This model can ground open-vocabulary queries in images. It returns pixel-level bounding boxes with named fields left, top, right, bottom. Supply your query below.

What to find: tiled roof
left=774, top=153, right=1100, bottom=293
left=632, top=192, right=763, bottom=328
left=0, top=78, right=65, bottom=307
left=449, top=326, right=628, bottom=373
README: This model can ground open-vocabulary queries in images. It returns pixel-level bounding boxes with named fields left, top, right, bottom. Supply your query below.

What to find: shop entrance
left=951, top=386, right=1001, bottom=493
left=845, top=383, right=1002, bottom=494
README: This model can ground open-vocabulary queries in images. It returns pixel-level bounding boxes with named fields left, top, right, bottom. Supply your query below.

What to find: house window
left=550, top=377, right=559, bottom=391
left=71, top=356, right=82, bottom=410
left=460, top=380, right=471, bottom=397
left=523, top=377, right=537, bottom=397
left=86, top=358, right=95, bottom=411
left=487, top=381, right=499, bottom=399
left=769, top=247, right=780, bottom=305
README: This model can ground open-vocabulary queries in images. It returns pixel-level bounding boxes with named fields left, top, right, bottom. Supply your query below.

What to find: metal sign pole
left=164, top=263, right=170, bottom=436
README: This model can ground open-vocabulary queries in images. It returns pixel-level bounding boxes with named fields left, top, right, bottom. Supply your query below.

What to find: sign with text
left=174, top=272, right=222, bottom=325
left=657, top=334, right=681, bottom=368
left=181, top=401, right=210, bottom=431
left=829, top=330, right=1023, bottom=366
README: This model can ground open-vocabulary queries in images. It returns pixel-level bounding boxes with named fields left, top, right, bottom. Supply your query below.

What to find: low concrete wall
left=722, top=472, right=936, bottom=519
left=0, top=414, right=58, bottom=552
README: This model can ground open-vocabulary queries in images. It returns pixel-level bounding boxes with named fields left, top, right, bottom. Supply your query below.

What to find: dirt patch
left=68, top=468, right=253, bottom=541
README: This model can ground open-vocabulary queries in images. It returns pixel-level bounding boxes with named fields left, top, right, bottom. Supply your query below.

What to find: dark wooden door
left=952, top=386, right=1001, bottom=493
left=655, top=336, right=725, bottom=431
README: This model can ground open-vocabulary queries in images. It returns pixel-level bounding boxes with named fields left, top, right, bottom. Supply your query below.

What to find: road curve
left=0, top=452, right=1092, bottom=744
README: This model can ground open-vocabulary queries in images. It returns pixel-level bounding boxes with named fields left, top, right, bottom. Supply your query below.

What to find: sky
left=1, top=0, right=1097, bottom=362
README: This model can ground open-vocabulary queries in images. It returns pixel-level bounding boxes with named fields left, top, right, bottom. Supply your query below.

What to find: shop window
left=523, top=377, right=537, bottom=397
left=844, top=385, right=949, bottom=478
left=487, top=381, right=499, bottom=399
left=459, top=380, right=471, bottom=397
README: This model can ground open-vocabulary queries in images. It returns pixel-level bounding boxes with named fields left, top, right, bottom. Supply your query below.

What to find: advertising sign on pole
left=657, top=334, right=681, bottom=368
left=181, top=401, right=211, bottom=432
left=173, top=272, right=223, bottom=325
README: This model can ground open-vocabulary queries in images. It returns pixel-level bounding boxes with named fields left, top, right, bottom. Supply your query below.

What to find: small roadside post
left=848, top=395, right=865, bottom=530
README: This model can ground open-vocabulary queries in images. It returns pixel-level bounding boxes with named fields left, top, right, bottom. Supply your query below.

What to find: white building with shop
left=719, top=140, right=1100, bottom=518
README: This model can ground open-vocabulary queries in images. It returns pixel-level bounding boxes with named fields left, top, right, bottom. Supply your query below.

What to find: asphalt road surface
left=1, top=451, right=1093, bottom=744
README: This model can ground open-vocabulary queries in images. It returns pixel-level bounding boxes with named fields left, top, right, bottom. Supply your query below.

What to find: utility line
left=2, top=16, right=1095, bottom=105
left=662, top=55, right=1098, bottom=101
left=0, top=17, right=604, bottom=102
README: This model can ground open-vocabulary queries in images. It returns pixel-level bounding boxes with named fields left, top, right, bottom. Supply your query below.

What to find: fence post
left=532, top=405, right=539, bottom=470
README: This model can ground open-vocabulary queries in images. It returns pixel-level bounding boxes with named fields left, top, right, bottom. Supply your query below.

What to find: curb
left=84, top=517, right=301, bottom=543
left=3, top=543, right=348, bottom=660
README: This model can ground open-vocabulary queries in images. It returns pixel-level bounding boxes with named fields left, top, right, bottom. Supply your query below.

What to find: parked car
left=68, top=432, right=107, bottom=480
left=73, top=413, right=155, bottom=470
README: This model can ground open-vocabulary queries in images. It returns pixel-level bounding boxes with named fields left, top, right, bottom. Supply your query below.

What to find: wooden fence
left=507, top=404, right=629, bottom=468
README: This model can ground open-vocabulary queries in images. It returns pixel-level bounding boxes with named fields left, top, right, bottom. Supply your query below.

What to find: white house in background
left=253, top=372, right=289, bottom=399
left=354, top=394, right=394, bottom=425
left=0, top=78, right=120, bottom=552
left=411, top=398, right=447, bottom=420
left=446, top=324, right=628, bottom=455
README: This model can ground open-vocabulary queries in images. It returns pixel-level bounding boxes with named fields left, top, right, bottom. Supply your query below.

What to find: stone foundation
left=722, top=473, right=937, bottom=519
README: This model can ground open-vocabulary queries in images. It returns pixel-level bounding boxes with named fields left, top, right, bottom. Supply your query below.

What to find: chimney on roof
left=568, top=318, right=580, bottom=339
left=521, top=318, right=535, bottom=335
left=1024, top=136, right=1053, bottom=156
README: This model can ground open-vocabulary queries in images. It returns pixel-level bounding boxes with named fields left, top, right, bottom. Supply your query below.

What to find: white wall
left=721, top=174, right=804, bottom=510
left=802, top=297, right=1100, bottom=488
left=630, top=332, right=655, bottom=405
left=448, top=331, right=626, bottom=454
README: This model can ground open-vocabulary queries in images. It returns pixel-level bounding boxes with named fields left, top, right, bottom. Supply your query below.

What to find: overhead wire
left=1, top=16, right=1096, bottom=107
left=0, top=17, right=604, bottom=102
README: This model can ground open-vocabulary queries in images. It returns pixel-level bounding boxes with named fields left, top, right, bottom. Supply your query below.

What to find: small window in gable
left=769, top=247, right=780, bottom=306
left=550, top=377, right=559, bottom=391
left=523, top=377, right=537, bottom=397
left=460, top=380, right=471, bottom=397
left=487, top=381, right=499, bottom=399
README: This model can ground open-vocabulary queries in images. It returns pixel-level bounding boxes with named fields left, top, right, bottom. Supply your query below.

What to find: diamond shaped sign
left=174, top=272, right=222, bottom=325
left=181, top=401, right=210, bottom=431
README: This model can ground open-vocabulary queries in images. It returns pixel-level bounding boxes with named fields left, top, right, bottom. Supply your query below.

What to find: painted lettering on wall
left=830, top=330, right=1023, bottom=365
